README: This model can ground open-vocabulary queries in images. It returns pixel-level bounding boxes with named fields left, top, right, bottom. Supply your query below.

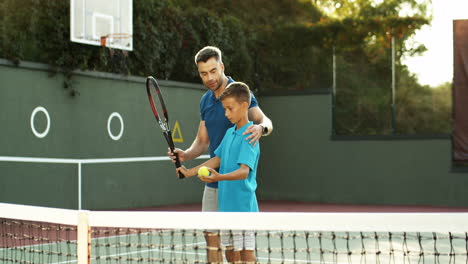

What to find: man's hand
left=243, top=124, right=263, bottom=146
left=168, top=147, right=186, bottom=162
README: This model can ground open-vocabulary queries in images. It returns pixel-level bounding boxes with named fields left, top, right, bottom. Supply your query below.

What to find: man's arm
left=168, top=121, right=210, bottom=162
left=244, top=106, right=273, bottom=145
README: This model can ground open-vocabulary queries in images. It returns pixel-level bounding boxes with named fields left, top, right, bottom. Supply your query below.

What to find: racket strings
left=147, top=77, right=171, bottom=132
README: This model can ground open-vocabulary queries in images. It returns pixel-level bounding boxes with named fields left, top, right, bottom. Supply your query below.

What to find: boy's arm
left=176, top=156, right=220, bottom=178
left=168, top=121, right=209, bottom=162
left=199, top=164, right=250, bottom=183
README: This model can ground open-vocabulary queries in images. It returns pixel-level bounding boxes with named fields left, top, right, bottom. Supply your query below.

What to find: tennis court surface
left=1, top=202, right=468, bottom=264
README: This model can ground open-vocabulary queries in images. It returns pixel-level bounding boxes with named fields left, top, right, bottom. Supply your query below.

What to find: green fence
left=0, top=60, right=206, bottom=209
left=258, top=94, right=467, bottom=207
left=1, top=59, right=467, bottom=209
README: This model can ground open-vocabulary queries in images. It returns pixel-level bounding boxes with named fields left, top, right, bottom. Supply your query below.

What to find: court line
left=51, top=243, right=330, bottom=264
left=0, top=155, right=210, bottom=164
left=52, top=241, right=208, bottom=264
left=0, top=155, right=210, bottom=209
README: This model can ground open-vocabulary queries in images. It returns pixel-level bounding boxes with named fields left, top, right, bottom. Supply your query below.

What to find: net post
left=78, top=162, right=82, bottom=210
left=77, top=210, right=91, bottom=264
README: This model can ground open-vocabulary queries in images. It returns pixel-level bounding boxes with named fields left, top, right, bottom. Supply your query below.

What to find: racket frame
left=146, top=76, right=185, bottom=179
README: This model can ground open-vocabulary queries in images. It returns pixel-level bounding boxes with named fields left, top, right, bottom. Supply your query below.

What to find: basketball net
left=100, top=33, right=131, bottom=57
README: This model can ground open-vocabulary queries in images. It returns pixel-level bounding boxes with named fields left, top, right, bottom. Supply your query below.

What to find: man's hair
left=194, top=46, right=223, bottom=65
left=219, top=82, right=251, bottom=106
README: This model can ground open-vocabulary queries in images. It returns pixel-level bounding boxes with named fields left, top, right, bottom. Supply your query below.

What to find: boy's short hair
left=219, top=82, right=251, bottom=106
left=194, top=46, right=223, bottom=65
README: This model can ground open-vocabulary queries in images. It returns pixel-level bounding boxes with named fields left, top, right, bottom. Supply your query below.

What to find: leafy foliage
left=395, top=72, right=451, bottom=134
left=0, top=0, right=450, bottom=135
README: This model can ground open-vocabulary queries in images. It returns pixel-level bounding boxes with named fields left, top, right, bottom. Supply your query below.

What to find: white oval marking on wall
left=107, top=112, right=124, bottom=141
left=30, top=106, right=50, bottom=138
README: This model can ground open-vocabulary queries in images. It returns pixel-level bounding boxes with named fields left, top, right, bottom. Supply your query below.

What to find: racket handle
left=173, top=153, right=185, bottom=179
left=163, top=131, right=185, bottom=179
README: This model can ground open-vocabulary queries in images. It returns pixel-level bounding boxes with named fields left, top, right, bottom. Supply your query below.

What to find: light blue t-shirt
left=214, top=121, right=260, bottom=212
left=200, top=77, right=258, bottom=188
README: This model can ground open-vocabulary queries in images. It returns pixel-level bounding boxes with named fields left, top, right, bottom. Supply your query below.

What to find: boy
left=176, top=82, right=260, bottom=263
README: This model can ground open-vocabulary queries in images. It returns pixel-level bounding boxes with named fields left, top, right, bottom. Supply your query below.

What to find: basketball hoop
left=100, top=33, right=132, bottom=48
left=100, top=33, right=132, bottom=57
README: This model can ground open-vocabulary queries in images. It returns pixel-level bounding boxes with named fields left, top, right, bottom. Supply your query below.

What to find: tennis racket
left=146, top=76, right=185, bottom=179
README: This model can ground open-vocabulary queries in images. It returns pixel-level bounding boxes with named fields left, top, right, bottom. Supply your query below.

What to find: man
left=168, top=46, right=273, bottom=263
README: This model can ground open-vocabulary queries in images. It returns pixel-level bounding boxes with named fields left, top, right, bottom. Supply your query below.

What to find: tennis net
left=1, top=202, right=468, bottom=264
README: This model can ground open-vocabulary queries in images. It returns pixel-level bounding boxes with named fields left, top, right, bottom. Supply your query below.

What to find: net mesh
left=1, top=203, right=468, bottom=264
left=1, top=218, right=77, bottom=264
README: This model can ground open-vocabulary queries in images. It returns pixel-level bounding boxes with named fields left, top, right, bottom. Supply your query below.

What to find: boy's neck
left=235, top=117, right=250, bottom=130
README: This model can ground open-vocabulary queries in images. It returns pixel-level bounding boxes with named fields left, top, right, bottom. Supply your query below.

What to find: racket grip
left=164, top=131, right=185, bottom=179
left=174, top=153, right=185, bottom=179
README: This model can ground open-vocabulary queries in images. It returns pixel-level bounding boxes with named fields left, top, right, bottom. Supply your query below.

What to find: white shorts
left=221, top=230, right=255, bottom=251
left=202, top=186, right=218, bottom=233
left=201, top=185, right=218, bottom=212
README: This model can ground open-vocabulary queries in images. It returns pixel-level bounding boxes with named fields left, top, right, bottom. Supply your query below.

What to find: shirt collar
left=233, top=121, right=253, bottom=135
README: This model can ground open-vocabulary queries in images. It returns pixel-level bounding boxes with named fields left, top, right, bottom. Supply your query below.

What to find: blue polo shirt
left=200, top=77, right=258, bottom=188
left=214, top=121, right=260, bottom=212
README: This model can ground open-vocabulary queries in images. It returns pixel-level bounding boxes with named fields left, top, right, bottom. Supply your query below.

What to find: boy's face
left=221, top=97, right=248, bottom=125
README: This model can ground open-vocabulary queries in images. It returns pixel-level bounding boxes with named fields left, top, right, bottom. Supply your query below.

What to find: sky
left=402, top=0, right=468, bottom=86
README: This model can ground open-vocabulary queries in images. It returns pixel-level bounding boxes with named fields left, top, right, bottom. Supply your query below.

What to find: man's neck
left=214, top=76, right=229, bottom=98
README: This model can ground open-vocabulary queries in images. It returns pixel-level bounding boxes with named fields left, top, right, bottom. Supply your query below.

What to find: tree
left=309, top=0, right=433, bottom=135
left=2, top=0, right=447, bottom=134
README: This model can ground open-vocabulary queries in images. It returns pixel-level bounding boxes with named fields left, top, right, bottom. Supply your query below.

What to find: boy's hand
left=176, top=166, right=194, bottom=178
left=198, top=167, right=220, bottom=183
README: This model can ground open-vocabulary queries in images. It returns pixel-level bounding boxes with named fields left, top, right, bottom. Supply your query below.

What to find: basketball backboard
left=70, top=0, right=133, bottom=51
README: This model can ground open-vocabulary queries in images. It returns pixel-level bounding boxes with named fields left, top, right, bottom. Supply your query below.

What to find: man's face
left=197, top=57, right=225, bottom=92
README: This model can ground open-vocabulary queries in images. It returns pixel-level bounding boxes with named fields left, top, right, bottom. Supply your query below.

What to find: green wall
left=1, top=60, right=467, bottom=209
left=257, top=95, right=468, bottom=207
left=0, top=60, right=206, bottom=209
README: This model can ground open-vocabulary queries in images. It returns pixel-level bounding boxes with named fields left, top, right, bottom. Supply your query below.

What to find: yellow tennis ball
left=198, top=166, right=210, bottom=177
